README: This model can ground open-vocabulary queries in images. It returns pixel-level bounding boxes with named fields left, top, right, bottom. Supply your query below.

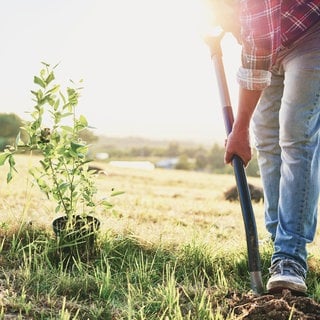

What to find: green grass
left=0, top=222, right=270, bottom=319
left=1, top=155, right=320, bottom=319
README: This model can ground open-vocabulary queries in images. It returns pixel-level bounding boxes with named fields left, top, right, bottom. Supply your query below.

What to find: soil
left=226, top=289, right=320, bottom=319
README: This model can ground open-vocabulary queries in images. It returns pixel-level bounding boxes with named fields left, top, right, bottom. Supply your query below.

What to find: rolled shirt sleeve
left=237, top=67, right=271, bottom=90
left=237, top=0, right=281, bottom=90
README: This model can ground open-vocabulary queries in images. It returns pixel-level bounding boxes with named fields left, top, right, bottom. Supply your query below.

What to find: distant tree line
left=0, top=113, right=25, bottom=150
left=0, top=113, right=98, bottom=150
left=0, top=113, right=260, bottom=177
left=104, top=141, right=261, bottom=177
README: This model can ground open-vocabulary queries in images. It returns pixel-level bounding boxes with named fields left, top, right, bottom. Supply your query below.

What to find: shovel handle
left=206, top=33, right=264, bottom=295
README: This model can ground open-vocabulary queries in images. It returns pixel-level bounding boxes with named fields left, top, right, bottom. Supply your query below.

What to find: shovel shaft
left=206, top=34, right=264, bottom=294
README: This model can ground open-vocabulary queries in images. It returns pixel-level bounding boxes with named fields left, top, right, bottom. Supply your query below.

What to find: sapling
left=0, top=63, right=121, bottom=230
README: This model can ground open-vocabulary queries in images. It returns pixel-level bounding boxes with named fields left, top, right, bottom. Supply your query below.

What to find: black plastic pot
left=52, top=215, right=100, bottom=264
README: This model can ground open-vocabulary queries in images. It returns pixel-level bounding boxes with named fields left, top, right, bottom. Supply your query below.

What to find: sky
left=0, top=0, right=241, bottom=145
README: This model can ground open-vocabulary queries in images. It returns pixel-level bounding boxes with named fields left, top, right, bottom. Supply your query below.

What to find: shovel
left=205, top=33, right=264, bottom=295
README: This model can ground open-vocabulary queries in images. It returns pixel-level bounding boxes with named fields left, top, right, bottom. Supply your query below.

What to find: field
left=1, top=154, right=320, bottom=319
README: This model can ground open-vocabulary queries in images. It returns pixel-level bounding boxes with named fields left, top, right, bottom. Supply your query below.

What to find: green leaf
left=40, top=68, right=46, bottom=78
left=100, top=200, right=113, bottom=208
left=34, top=76, right=46, bottom=88
left=111, top=190, right=125, bottom=197
left=46, top=96, right=55, bottom=106
left=67, top=87, right=79, bottom=106
left=36, top=177, right=47, bottom=188
left=31, top=89, right=43, bottom=102
left=59, top=92, right=66, bottom=105
left=41, top=61, right=50, bottom=68
left=0, top=152, right=10, bottom=165
left=39, top=160, right=50, bottom=171
left=8, top=155, right=16, bottom=170
left=53, top=99, right=60, bottom=111
left=60, top=126, right=74, bottom=133
left=70, top=141, right=87, bottom=154
left=58, top=182, right=69, bottom=193
left=79, top=115, right=88, bottom=127
left=60, top=112, right=73, bottom=119
left=45, top=71, right=55, bottom=85
left=47, top=85, right=60, bottom=95
left=53, top=62, right=60, bottom=69
left=6, top=172, right=12, bottom=183
left=68, top=149, right=78, bottom=158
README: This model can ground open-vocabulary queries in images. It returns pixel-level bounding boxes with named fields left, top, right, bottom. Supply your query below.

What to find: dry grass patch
left=0, top=155, right=267, bottom=252
left=0, top=154, right=318, bottom=253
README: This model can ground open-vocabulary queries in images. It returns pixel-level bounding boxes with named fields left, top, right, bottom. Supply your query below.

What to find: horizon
left=96, top=132, right=224, bottom=147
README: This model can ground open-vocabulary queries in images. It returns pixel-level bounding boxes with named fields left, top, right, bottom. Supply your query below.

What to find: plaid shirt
left=237, top=0, right=320, bottom=90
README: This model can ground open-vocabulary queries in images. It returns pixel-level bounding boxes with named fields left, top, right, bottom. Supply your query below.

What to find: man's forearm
left=233, top=87, right=262, bottom=131
left=224, top=87, right=262, bottom=166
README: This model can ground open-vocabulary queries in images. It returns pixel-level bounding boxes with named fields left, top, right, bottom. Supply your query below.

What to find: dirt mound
left=226, top=290, right=320, bottom=319
left=224, top=183, right=264, bottom=203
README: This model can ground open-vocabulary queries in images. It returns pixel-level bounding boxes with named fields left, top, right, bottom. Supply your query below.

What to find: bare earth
left=227, top=289, right=320, bottom=319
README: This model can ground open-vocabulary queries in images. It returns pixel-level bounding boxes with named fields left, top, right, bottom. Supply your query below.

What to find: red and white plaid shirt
left=237, top=0, right=320, bottom=90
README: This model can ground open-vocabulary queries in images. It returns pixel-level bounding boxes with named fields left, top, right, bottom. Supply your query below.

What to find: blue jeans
left=252, top=25, right=320, bottom=272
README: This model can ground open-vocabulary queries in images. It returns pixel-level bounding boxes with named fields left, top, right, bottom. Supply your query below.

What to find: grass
left=0, top=154, right=320, bottom=319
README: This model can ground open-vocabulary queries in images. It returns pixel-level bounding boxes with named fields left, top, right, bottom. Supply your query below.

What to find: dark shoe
left=266, top=259, right=307, bottom=293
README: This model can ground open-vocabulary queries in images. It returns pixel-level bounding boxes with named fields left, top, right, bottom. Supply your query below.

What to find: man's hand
left=224, top=88, right=262, bottom=167
left=224, top=127, right=252, bottom=167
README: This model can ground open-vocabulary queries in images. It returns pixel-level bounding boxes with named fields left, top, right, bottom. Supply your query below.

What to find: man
left=223, top=1, right=320, bottom=293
